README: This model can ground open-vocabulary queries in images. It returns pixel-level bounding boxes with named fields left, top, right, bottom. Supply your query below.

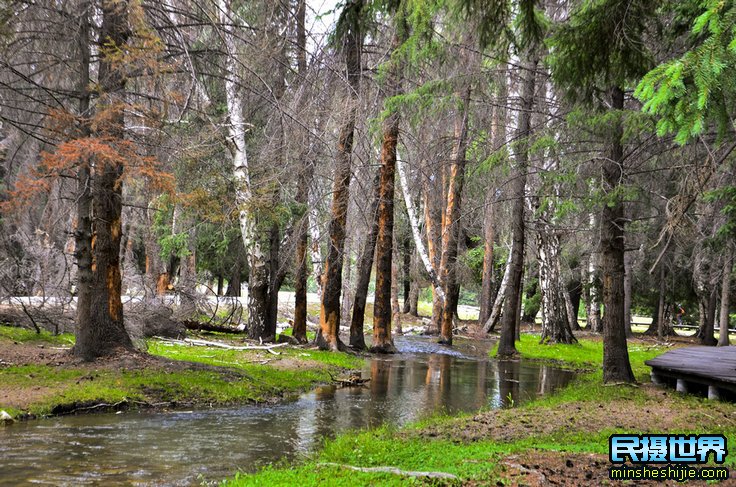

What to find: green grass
left=0, top=325, right=364, bottom=418
left=225, top=335, right=735, bottom=486
left=492, top=334, right=666, bottom=378
left=0, top=325, right=74, bottom=345
left=225, top=398, right=736, bottom=486
left=278, top=328, right=317, bottom=342
left=224, top=428, right=509, bottom=486
left=147, top=340, right=363, bottom=371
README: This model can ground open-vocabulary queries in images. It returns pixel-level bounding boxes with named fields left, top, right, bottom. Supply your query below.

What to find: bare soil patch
left=494, top=451, right=734, bottom=486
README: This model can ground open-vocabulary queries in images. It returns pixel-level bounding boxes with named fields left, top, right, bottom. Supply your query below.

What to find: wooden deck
left=645, top=346, right=736, bottom=400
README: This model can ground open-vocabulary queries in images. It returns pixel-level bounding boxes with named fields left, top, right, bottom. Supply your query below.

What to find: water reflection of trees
left=303, top=355, right=575, bottom=452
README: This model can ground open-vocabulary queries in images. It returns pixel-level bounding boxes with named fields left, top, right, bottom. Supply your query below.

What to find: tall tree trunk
left=246, top=236, right=270, bottom=339
left=694, top=233, right=718, bottom=345
left=718, top=245, right=733, bottom=346
left=73, top=0, right=94, bottom=358
left=225, top=241, right=242, bottom=298
left=291, top=0, right=309, bottom=344
left=397, top=154, right=444, bottom=320
left=498, top=59, right=536, bottom=357
left=424, top=172, right=444, bottom=334
left=657, top=263, right=666, bottom=342
left=482, top=240, right=512, bottom=333
left=308, top=185, right=323, bottom=299
left=292, top=179, right=310, bottom=342
left=371, top=29, right=402, bottom=353
left=479, top=191, right=496, bottom=325
left=623, top=248, right=633, bottom=336
left=178, top=221, right=197, bottom=318
left=567, top=273, right=582, bottom=331
left=586, top=233, right=602, bottom=332
left=218, top=0, right=266, bottom=335
left=259, top=3, right=290, bottom=342
left=350, top=173, right=380, bottom=350
left=601, top=86, right=634, bottom=383
left=317, top=0, right=363, bottom=351
left=75, top=0, right=134, bottom=360
left=391, top=242, right=402, bottom=335
left=703, top=289, right=718, bottom=344
left=340, top=236, right=354, bottom=325
left=264, top=220, right=281, bottom=342
left=481, top=65, right=507, bottom=327
left=438, top=84, right=471, bottom=345
left=217, top=275, right=224, bottom=296
left=401, top=235, right=411, bottom=313
left=536, top=214, right=576, bottom=344
left=408, top=251, right=419, bottom=316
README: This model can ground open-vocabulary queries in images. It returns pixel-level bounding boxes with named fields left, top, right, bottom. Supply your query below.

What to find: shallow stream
left=0, top=336, right=577, bottom=486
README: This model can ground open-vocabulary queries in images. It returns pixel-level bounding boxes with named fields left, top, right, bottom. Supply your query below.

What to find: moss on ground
left=0, top=325, right=363, bottom=419
left=224, top=334, right=736, bottom=486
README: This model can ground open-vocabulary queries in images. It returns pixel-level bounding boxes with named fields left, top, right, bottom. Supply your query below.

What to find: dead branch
left=153, top=336, right=288, bottom=355
left=317, top=462, right=458, bottom=480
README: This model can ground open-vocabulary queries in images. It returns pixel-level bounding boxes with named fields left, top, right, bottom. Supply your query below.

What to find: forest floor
left=0, top=325, right=363, bottom=420
left=225, top=332, right=736, bottom=486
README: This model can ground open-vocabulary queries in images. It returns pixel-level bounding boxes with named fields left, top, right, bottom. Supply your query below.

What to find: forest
left=1, top=0, right=735, bottom=485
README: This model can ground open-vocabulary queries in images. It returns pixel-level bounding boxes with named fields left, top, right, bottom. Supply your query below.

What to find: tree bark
left=536, top=211, right=577, bottom=344
left=292, top=185, right=310, bottom=343
left=178, top=220, right=197, bottom=318
left=623, top=248, right=633, bottom=336
left=718, top=245, right=733, bottom=346
left=438, top=84, right=471, bottom=345
left=498, top=59, right=536, bottom=357
left=292, top=0, right=308, bottom=344
left=317, top=0, right=363, bottom=351
left=391, top=242, right=402, bottom=335
left=291, top=159, right=311, bottom=343
left=423, top=169, right=444, bottom=334
left=401, top=235, right=412, bottom=314
left=371, top=28, right=402, bottom=353
left=567, top=274, right=582, bottom=331
left=74, top=0, right=134, bottom=360
left=397, top=153, right=445, bottom=321
left=308, top=184, right=323, bottom=299
left=408, top=253, right=419, bottom=317
left=479, top=191, right=496, bottom=325
left=264, top=217, right=283, bottom=341
left=601, top=86, right=634, bottom=383
left=657, top=263, right=666, bottom=342
left=72, top=0, right=94, bottom=358
left=586, top=248, right=602, bottom=332
left=481, top=64, right=507, bottom=327
left=482, top=241, right=512, bottom=333
left=350, top=173, right=380, bottom=350
left=292, top=10, right=310, bottom=345
left=340, top=236, right=354, bottom=326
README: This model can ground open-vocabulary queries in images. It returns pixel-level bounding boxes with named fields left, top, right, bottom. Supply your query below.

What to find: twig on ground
left=317, top=462, right=458, bottom=480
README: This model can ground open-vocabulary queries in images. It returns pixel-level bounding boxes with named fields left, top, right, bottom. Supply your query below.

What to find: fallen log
left=317, top=462, right=458, bottom=480
left=327, top=371, right=371, bottom=387
left=182, top=320, right=245, bottom=334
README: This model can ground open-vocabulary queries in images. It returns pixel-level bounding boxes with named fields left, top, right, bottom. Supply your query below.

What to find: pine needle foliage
left=549, top=0, right=656, bottom=102
left=635, top=0, right=736, bottom=144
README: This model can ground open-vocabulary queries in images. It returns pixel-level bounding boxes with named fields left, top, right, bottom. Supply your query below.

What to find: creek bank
left=0, top=325, right=364, bottom=420
left=225, top=334, right=736, bottom=486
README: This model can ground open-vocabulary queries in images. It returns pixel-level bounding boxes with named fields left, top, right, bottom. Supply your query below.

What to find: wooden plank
left=645, top=347, right=736, bottom=385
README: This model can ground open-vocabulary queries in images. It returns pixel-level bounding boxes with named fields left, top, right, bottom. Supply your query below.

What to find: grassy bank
left=225, top=335, right=736, bottom=485
left=0, top=325, right=363, bottom=419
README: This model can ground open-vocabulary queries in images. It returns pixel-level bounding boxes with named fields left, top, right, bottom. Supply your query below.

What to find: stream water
left=0, top=336, right=577, bottom=486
